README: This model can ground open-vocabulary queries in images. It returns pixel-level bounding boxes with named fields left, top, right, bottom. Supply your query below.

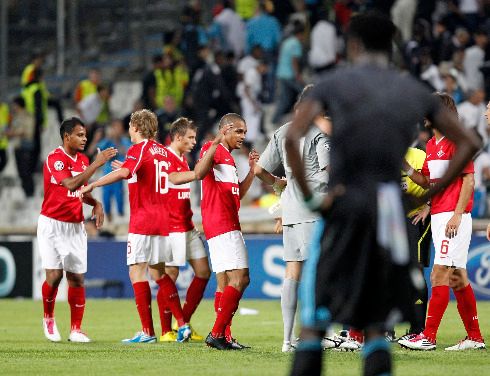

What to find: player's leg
left=151, top=235, right=191, bottom=342
left=183, top=230, right=210, bottom=324
left=362, top=328, right=392, bottom=376
left=446, top=268, right=485, bottom=350
left=290, top=220, right=326, bottom=376
left=156, top=265, right=178, bottom=341
left=209, top=268, right=249, bottom=345
left=65, top=271, right=90, bottom=342
left=124, top=261, right=157, bottom=342
left=42, top=269, right=63, bottom=342
left=282, top=261, right=301, bottom=352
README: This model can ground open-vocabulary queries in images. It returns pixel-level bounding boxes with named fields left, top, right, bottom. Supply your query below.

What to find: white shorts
left=283, top=221, right=318, bottom=262
left=207, top=230, right=248, bottom=273
left=37, top=215, right=87, bottom=274
left=166, top=228, right=207, bottom=267
left=431, top=212, right=472, bottom=268
left=126, top=233, right=172, bottom=266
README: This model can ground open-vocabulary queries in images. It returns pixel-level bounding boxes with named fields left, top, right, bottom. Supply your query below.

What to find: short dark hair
left=347, top=11, right=396, bottom=54
left=12, top=96, right=25, bottom=108
left=152, top=54, right=163, bottom=64
left=169, top=117, right=198, bottom=141
left=60, top=117, right=85, bottom=140
left=218, top=113, right=245, bottom=129
left=434, top=92, right=458, bottom=114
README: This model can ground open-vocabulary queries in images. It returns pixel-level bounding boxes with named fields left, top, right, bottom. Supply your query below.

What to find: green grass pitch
left=0, top=299, right=489, bottom=375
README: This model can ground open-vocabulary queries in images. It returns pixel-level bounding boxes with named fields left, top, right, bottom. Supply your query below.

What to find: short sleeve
left=290, top=39, right=302, bottom=57
left=47, top=153, right=71, bottom=184
left=121, top=144, right=142, bottom=179
left=463, top=160, right=475, bottom=174
left=315, top=134, right=330, bottom=170
left=199, top=142, right=220, bottom=166
left=421, top=157, right=429, bottom=176
left=258, top=132, right=282, bottom=172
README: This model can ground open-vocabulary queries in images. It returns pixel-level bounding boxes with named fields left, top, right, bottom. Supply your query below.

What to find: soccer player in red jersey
left=38, top=117, right=117, bottom=343
left=399, top=93, right=485, bottom=351
left=159, top=117, right=211, bottom=342
left=194, top=113, right=258, bottom=350
left=82, top=109, right=194, bottom=343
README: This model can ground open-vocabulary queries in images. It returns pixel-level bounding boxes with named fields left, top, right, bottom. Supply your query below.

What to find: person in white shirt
left=308, top=9, right=337, bottom=76
left=463, top=29, right=488, bottom=91
left=457, top=88, right=488, bottom=147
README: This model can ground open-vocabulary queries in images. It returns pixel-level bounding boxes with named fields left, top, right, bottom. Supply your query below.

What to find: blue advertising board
left=84, top=234, right=490, bottom=300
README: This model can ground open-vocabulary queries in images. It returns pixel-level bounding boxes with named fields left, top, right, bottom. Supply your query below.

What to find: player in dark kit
left=284, top=12, right=480, bottom=376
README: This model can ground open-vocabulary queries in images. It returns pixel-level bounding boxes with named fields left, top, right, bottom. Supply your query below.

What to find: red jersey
left=122, top=139, right=169, bottom=236
left=41, top=147, right=89, bottom=223
left=422, top=136, right=474, bottom=214
left=166, top=146, right=194, bottom=232
left=200, top=142, right=241, bottom=239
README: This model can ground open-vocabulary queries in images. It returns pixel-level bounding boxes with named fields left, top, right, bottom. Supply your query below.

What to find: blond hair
left=130, top=109, right=158, bottom=139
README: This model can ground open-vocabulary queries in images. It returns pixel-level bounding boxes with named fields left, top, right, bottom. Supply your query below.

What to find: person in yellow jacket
left=0, top=102, right=10, bottom=173
left=21, top=52, right=45, bottom=87
left=73, top=69, right=101, bottom=104
left=398, top=146, right=432, bottom=340
left=21, top=68, right=49, bottom=171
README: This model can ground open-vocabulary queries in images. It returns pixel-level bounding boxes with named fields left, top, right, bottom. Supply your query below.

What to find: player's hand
left=91, top=202, right=104, bottom=229
left=272, top=177, right=287, bottom=195
left=411, top=204, right=430, bottom=225
left=248, top=149, right=259, bottom=168
left=94, top=147, right=118, bottom=167
left=487, top=223, right=490, bottom=241
left=213, top=124, right=234, bottom=145
left=111, top=159, right=123, bottom=170
left=80, top=183, right=94, bottom=196
left=274, top=217, right=283, bottom=234
left=445, top=213, right=462, bottom=238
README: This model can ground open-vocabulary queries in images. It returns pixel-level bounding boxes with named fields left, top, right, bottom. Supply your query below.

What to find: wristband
left=272, top=177, right=286, bottom=195
left=405, top=166, right=414, bottom=177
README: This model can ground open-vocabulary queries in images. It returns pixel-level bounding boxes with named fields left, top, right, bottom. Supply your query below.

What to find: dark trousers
left=15, top=147, right=35, bottom=197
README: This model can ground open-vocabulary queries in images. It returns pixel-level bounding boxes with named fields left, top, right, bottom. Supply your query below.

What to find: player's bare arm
left=194, top=124, right=233, bottom=180
left=445, top=173, right=474, bottom=238
left=487, top=223, right=490, bottom=241
left=425, top=108, right=480, bottom=200
left=402, top=158, right=429, bottom=188
left=80, top=167, right=130, bottom=195
left=169, top=171, right=197, bottom=185
left=61, top=147, right=118, bottom=191
left=238, top=149, right=259, bottom=199
left=82, top=192, right=105, bottom=229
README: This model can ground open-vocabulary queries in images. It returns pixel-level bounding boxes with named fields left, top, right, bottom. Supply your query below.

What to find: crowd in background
left=1, top=0, right=490, bottom=223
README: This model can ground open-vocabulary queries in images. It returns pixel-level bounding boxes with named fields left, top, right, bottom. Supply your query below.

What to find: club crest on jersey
left=54, top=161, right=64, bottom=171
left=437, top=149, right=445, bottom=158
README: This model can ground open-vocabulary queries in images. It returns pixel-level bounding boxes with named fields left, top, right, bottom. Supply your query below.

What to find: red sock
left=454, top=284, right=483, bottom=341
left=182, top=276, right=208, bottom=323
left=42, top=281, right=58, bottom=319
left=133, top=281, right=154, bottom=336
left=156, top=275, right=185, bottom=327
left=156, top=287, right=173, bottom=335
left=423, top=285, right=449, bottom=342
left=68, top=286, right=85, bottom=331
left=215, top=291, right=232, bottom=339
left=211, top=286, right=241, bottom=338
left=349, top=328, right=364, bottom=344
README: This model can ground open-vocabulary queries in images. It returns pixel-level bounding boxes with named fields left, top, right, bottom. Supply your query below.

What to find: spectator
left=156, top=96, right=180, bottom=145
left=141, top=54, right=164, bottom=111
left=308, top=8, right=337, bottom=76
left=246, top=1, right=282, bottom=102
left=96, top=119, right=132, bottom=222
left=179, top=5, right=208, bottom=76
left=21, top=68, right=48, bottom=171
left=77, top=84, right=111, bottom=127
left=272, top=20, right=305, bottom=125
left=235, top=0, right=259, bottom=21
left=154, top=52, right=189, bottom=111
left=457, top=88, right=488, bottom=146
left=391, top=0, right=418, bottom=43
left=463, top=29, right=488, bottom=91
left=441, top=67, right=465, bottom=104
left=0, top=102, right=9, bottom=174
left=214, top=0, right=246, bottom=59
left=431, top=19, right=453, bottom=64
left=237, top=44, right=263, bottom=77
left=238, top=60, right=268, bottom=143
left=73, top=69, right=102, bottom=104
left=8, top=97, right=35, bottom=198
